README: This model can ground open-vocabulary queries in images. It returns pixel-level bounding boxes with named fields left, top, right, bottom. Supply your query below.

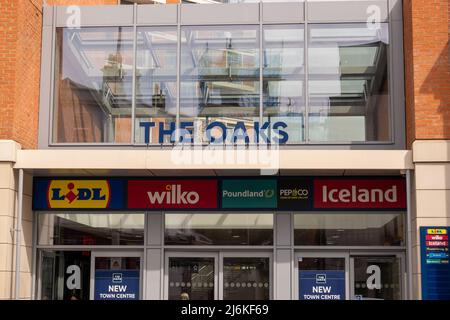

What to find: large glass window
left=294, top=212, right=404, bottom=246
left=51, top=22, right=395, bottom=146
left=135, top=27, right=177, bottom=144
left=263, top=25, right=305, bottom=143
left=53, top=27, right=134, bottom=143
left=308, top=24, right=390, bottom=142
left=180, top=26, right=260, bottom=144
left=38, top=213, right=145, bottom=245
left=165, top=213, right=273, bottom=245
left=39, top=251, right=91, bottom=300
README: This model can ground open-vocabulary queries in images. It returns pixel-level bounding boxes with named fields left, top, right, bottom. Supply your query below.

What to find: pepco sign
left=313, top=179, right=406, bottom=209
left=127, top=180, right=218, bottom=209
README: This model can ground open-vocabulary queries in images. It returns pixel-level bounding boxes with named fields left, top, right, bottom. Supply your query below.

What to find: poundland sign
left=33, top=177, right=406, bottom=211
left=221, top=180, right=277, bottom=209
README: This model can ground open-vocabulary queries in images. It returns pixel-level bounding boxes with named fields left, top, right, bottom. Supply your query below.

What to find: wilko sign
left=313, top=179, right=406, bottom=209
left=127, top=180, right=218, bottom=209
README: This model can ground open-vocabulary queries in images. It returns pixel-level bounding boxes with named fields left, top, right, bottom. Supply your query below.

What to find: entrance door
left=90, top=251, right=142, bottom=300
left=220, top=252, right=272, bottom=300
left=165, top=252, right=272, bottom=300
left=295, top=252, right=350, bottom=300
left=165, top=252, right=218, bottom=300
left=350, top=254, right=404, bottom=300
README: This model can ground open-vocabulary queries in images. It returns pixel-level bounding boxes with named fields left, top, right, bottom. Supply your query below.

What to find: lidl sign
left=33, top=179, right=125, bottom=209
left=33, top=177, right=406, bottom=211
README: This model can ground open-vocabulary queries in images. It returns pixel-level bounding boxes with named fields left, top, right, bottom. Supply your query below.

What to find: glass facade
left=135, top=27, right=178, bottom=144
left=36, top=211, right=406, bottom=300
left=294, top=212, right=405, bottom=246
left=308, top=24, right=390, bottom=142
left=165, top=213, right=273, bottom=245
left=53, top=27, right=134, bottom=143
left=38, top=213, right=145, bottom=245
left=52, top=22, right=392, bottom=145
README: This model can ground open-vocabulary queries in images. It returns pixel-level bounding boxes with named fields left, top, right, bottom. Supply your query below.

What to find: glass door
left=90, top=251, right=142, bottom=300
left=165, top=252, right=218, bottom=300
left=295, top=252, right=350, bottom=300
left=220, top=252, right=272, bottom=300
left=350, top=254, right=404, bottom=300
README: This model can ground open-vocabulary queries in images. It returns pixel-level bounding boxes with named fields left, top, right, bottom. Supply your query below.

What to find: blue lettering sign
left=94, top=270, right=140, bottom=300
left=139, top=122, right=156, bottom=145
left=299, top=270, right=345, bottom=300
left=138, top=121, right=290, bottom=144
left=206, top=121, right=227, bottom=144
left=159, top=122, right=176, bottom=144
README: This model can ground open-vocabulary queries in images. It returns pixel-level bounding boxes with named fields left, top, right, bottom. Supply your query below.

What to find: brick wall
left=0, top=1, right=19, bottom=146
left=46, top=0, right=117, bottom=5
left=404, top=0, right=450, bottom=146
left=0, top=0, right=121, bottom=149
left=0, top=0, right=42, bottom=149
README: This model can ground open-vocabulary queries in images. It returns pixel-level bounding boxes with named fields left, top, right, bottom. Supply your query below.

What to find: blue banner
left=299, top=270, right=345, bottom=300
left=94, top=270, right=140, bottom=300
left=420, top=227, right=450, bottom=300
left=32, top=178, right=125, bottom=210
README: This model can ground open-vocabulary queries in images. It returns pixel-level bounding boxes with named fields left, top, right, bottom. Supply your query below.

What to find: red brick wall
left=404, top=0, right=450, bottom=146
left=0, top=0, right=119, bottom=149
left=0, top=0, right=42, bottom=149
left=47, top=0, right=117, bottom=5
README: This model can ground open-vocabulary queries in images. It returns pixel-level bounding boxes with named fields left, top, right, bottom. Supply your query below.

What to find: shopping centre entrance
left=35, top=176, right=408, bottom=300
left=295, top=252, right=404, bottom=300
left=165, top=252, right=272, bottom=300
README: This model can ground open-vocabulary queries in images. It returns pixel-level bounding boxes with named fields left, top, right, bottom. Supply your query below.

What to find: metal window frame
left=34, top=210, right=408, bottom=300
left=38, top=1, right=405, bottom=149
left=294, top=250, right=351, bottom=300
left=89, top=250, right=143, bottom=300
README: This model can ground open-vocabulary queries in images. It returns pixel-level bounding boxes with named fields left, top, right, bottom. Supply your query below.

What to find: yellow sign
left=427, top=228, right=448, bottom=235
left=47, top=180, right=110, bottom=208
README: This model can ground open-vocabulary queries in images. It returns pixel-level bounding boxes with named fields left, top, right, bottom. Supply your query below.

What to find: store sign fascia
left=139, top=120, right=289, bottom=144
left=420, top=227, right=450, bottom=300
left=33, top=177, right=407, bottom=211
left=221, top=179, right=277, bottom=209
left=127, top=179, right=218, bottom=209
left=33, top=178, right=125, bottom=210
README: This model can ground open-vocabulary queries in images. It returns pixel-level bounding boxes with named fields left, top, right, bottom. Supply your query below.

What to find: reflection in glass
left=53, top=27, right=134, bottom=143
left=223, top=258, right=270, bottom=300
left=298, top=257, right=345, bottom=271
left=165, top=213, right=273, bottom=245
left=180, top=26, right=260, bottom=144
left=308, top=23, right=390, bottom=142
left=353, top=256, right=401, bottom=300
left=263, top=25, right=304, bottom=143
left=294, top=212, right=405, bottom=246
left=39, top=251, right=91, bottom=300
left=169, top=257, right=215, bottom=300
left=38, top=213, right=145, bottom=245
left=135, top=27, right=177, bottom=144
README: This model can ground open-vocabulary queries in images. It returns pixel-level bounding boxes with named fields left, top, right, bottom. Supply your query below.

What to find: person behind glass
left=69, top=289, right=79, bottom=300
left=180, top=292, right=190, bottom=300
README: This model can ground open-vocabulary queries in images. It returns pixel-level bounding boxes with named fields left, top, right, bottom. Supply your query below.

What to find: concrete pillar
left=411, top=140, right=450, bottom=300
left=0, top=140, right=34, bottom=299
